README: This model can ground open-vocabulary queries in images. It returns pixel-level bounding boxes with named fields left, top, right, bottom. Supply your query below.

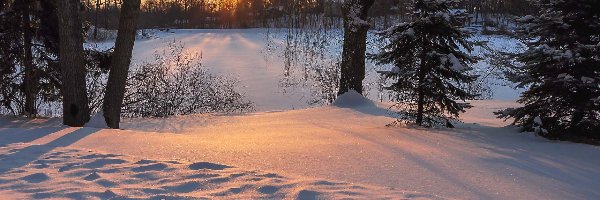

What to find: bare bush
left=122, top=41, right=253, bottom=118
left=267, top=28, right=343, bottom=105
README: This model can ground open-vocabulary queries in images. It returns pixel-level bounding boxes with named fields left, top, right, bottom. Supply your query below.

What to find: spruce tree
left=0, top=0, right=61, bottom=116
left=370, top=0, right=478, bottom=127
left=497, top=0, right=600, bottom=141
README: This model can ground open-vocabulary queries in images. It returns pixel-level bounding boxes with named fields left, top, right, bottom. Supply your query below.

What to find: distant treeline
left=82, top=0, right=537, bottom=30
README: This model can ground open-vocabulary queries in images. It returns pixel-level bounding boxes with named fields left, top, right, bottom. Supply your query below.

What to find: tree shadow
left=0, top=127, right=67, bottom=147
left=0, top=116, right=67, bottom=147
left=443, top=124, right=600, bottom=199
left=0, top=127, right=99, bottom=174
left=332, top=101, right=400, bottom=118
left=0, top=116, right=62, bottom=128
left=310, top=120, right=600, bottom=199
left=313, top=123, right=497, bottom=199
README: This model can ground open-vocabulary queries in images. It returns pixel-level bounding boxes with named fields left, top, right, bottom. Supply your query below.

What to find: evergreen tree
left=370, top=0, right=478, bottom=127
left=1, top=0, right=113, bottom=118
left=497, top=0, right=600, bottom=141
left=0, top=0, right=62, bottom=116
left=0, top=1, right=22, bottom=115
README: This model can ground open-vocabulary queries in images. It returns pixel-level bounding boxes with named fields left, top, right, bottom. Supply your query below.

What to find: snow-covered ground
left=89, top=29, right=524, bottom=111
left=91, top=29, right=313, bottom=111
left=1, top=92, right=600, bottom=199
left=3, top=29, right=597, bottom=199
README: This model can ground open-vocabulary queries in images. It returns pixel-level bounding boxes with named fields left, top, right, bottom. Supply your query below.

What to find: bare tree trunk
left=103, top=0, right=141, bottom=129
left=94, top=0, right=100, bottom=40
left=19, top=0, right=37, bottom=117
left=337, top=0, right=375, bottom=96
left=416, top=61, right=426, bottom=126
left=56, top=0, right=90, bottom=126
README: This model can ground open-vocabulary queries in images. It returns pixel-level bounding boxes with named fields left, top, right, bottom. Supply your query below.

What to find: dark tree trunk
left=570, top=89, right=591, bottom=132
left=94, top=0, right=100, bottom=40
left=56, top=0, right=90, bottom=126
left=416, top=63, right=426, bottom=126
left=337, top=0, right=375, bottom=96
left=103, top=0, right=141, bottom=129
left=416, top=38, right=429, bottom=126
left=19, top=0, right=37, bottom=117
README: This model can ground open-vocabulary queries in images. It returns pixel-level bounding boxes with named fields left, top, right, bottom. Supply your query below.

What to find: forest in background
left=84, top=0, right=536, bottom=31
left=2, top=0, right=598, bottom=143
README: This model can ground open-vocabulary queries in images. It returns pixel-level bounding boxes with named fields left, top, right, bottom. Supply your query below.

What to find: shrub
left=122, top=41, right=253, bottom=118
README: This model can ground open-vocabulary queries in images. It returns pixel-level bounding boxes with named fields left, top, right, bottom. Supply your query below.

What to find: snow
left=518, top=15, right=535, bottom=22
left=581, top=76, right=595, bottom=84
left=87, top=29, right=525, bottom=110
left=84, top=112, right=107, bottom=129
left=377, top=66, right=402, bottom=75
left=4, top=29, right=594, bottom=199
left=122, top=29, right=311, bottom=111
left=470, top=34, right=527, bottom=100
left=446, top=53, right=466, bottom=72
left=534, top=116, right=543, bottom=125
left=558, top=73, right=574, bottom=80
left=2, top=99, right=600, bottom=199
left=347, top=4, right=370, bottom=32
left=332, top=90, right=372, bottom=107
left=404, top=28, right=416, bottom=37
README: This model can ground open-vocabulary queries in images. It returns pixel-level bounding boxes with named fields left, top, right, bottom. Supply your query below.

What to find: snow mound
left=3, top=100, right=600, bottom=199
left=332, top=90, right=393, bottom=116
left=85, top=112, right=108, bottom=128
left=332, top=90, right=374, bottom=108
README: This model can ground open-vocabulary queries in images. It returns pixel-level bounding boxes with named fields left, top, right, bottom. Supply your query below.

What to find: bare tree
left=103, top=0, right=141, bottom=129
left=56, top=0, right=90, bottom=126
left=337, top=0, right=375, bottom=96
left=16, top=0, right=38, bottom=117
left=93, top=0, right=100, bottom=40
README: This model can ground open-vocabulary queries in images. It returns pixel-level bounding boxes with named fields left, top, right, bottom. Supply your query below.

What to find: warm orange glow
left=141, top=0, right=243, bottom=11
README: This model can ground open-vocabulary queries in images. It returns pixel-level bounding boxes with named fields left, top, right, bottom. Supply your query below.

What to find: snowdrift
left=1, top=101, right=600, bottom=199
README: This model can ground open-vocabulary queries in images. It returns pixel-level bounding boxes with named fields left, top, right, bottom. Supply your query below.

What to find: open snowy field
left=1, top=92, right=600, bottom=199
left=3, top=29, right=597, bottom=199
left=89, top=29, right=524, bottom=111
left=91, top=29, right=313, bottom=111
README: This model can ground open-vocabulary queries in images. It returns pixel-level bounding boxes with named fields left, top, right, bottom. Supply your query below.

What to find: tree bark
left=416, top=37, right=429, bottom=126
left=416, top=62, right=426, bottom=126
left=94, top=0, right=100, bottom=40
left=103, top=0, right=141, bottom=129
left=19, top=0, right=38, bottom=117
left=56, top=0, right=90, bottom=126
left=337, top=0, right=375, bottom=96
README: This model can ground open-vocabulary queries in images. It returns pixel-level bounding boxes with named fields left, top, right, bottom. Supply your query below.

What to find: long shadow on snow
left=0, top=116, right=66, bottom=147
left=0, top=128, right=99, bottom=174
left=449, top=124, right=600, bottom=199
left=0, top=127, right=67, bottom=147
left=310, top=122, right=495, bottom=199
left=332, top=99, right=400, bottom=118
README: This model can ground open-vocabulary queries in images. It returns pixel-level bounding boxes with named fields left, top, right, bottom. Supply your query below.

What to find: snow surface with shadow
left=332, top=90, right=398, bottom=118
left=90, top=29, right=525, bottom=112
left=0, top=145, right=439, bottom=199
left=2, top=92, right=600, bottom=199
